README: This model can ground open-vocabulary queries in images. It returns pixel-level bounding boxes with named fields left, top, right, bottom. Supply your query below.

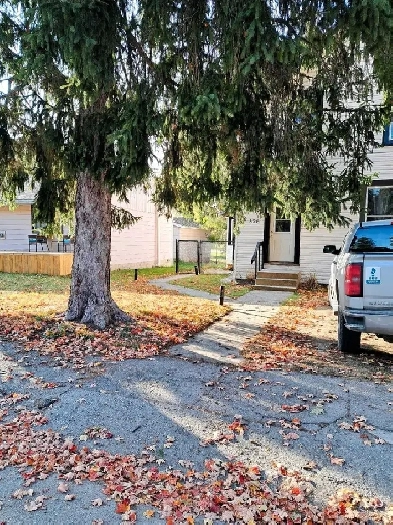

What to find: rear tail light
left=344, top=263, right=363, bottom=297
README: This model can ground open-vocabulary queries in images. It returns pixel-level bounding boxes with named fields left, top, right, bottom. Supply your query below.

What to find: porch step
left=255, top=277, right=298, bottom=288
left=254, top=284, right=298, bottom=292
left=256, top=271, right=299, bottom=280
left=254, top=269, right=300, bottom=292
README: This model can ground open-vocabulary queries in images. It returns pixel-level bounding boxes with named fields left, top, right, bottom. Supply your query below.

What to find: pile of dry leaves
left=243, top=288, right=393, bottom=382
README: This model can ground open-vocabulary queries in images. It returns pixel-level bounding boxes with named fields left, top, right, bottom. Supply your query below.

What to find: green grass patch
left=111, top=266, right=178, bottom=284
left=282, top=291, right=300, bottom=305
left=0, top=272, right=70, bottom=293
left=168, top=274, right=252, bottom=299
left=0, top=266, right=183, bottom=294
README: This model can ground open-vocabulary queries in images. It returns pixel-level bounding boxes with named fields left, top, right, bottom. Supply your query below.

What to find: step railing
left=251, top=241, right=265, bottom=279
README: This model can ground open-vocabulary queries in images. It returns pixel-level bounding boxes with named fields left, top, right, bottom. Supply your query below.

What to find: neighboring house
left=231, top=97, right=393, bottom=284
left=0, top=186, right=173, bottom=269
left=0, top=189, right=36, bottom=251
left=111, top=187, right=173, bottom=269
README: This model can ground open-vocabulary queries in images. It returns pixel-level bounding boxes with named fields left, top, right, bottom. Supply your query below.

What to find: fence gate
left=175, top=240, right=227, bottom=273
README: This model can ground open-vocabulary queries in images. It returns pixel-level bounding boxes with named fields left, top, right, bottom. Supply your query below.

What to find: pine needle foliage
left=0, top=0, right=392, bottom=230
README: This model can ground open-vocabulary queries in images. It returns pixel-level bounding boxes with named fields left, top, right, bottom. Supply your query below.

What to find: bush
left=299, top=273, right=319, bottom=291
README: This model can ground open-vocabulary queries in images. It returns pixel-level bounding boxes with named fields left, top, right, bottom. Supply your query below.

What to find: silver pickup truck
left=323, top=219, right=393, bottom=353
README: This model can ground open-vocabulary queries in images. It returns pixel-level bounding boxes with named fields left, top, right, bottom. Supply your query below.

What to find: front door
left=269, top=208, right=296, bottom=262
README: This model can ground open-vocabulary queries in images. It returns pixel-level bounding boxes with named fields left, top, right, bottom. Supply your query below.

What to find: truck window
left=349, top=225, right=393, bottom=252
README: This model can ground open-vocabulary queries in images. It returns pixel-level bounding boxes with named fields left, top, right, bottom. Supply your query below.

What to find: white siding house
left=233, top=140, right=393, bottom=284
left=111, top=187, right=173, bottom=269
left=0, top=186, right=173, bottom=270
left=0, top=190, right=35, bottom=252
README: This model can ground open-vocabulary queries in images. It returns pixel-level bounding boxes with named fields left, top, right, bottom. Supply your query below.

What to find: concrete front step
left=256, top=271, right=299, bottom=280
left=255, top=277, right=298, bottom=288
left=254, top=284, right=297, bottom=292
left=254, top=269, right=300, bottom=292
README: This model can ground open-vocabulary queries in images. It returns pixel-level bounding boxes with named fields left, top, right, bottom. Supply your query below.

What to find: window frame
left=366, top=185, right=393, bottom=221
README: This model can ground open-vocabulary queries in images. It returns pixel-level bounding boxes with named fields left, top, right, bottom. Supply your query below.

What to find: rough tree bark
left=65, top=172, right=130, bottom=329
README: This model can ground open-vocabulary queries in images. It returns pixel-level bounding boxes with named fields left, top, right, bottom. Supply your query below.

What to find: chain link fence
left=175, top=240, right=227, bottom=273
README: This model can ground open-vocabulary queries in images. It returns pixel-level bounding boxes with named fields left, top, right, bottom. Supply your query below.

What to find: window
left=367, top=186, right=393, bottom=220
left=350, top=225, right=393, bottom=253
left=390, top=123, right=393, bottom=142
left=275, top=208, right=291, bottom=232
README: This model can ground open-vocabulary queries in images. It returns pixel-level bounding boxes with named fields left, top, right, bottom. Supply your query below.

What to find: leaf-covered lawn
left=0, top=272, right=229, bottom=370
left=168, top=274, right=252, bottom=299
left=243, top=288, right=393, bottom=381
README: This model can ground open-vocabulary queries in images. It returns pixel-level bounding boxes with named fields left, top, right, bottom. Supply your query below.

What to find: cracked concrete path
left=150, top=275, right=291, bottom=365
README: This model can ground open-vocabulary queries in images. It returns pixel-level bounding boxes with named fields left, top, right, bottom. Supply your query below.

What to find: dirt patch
left=242, top=289, right=393, bottom=381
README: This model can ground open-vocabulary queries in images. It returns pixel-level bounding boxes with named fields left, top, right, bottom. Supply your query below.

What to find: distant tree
left=177, top=202, right=227, bottom=241
left=1, top=0, right=392, bottom=328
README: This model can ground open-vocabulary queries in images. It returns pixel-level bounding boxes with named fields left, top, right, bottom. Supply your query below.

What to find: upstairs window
left=366, top=185, right=393, bottom=220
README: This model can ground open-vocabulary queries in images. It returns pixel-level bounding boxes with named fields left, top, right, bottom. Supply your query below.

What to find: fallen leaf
left=330, top=456, right=345, bottom=466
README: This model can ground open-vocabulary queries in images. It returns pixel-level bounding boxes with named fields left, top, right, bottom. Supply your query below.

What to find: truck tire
left=338, top=311, right=361, bottom=353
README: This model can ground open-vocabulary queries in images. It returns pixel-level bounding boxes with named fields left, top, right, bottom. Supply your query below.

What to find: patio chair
left=59, top=235, right=74, bottom=252
left=36, top=235, right=49, bottom=251
left=28, top=234, right=37, bottom=252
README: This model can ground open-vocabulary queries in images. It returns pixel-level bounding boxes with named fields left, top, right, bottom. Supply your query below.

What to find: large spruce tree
left=0, top=0, right=392, bottom=328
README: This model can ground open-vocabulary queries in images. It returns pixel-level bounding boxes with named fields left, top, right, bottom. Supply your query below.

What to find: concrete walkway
left=150, top=275, right=291, bottom=365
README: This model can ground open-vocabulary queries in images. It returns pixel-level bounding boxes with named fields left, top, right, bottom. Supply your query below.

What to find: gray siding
left=299, top=212, right=357, bottom=284
left=233, top=147, right=393, bottom=283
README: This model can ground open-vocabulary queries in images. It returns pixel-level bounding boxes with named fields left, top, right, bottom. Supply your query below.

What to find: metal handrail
left=251, top=241, right=265, bottom=279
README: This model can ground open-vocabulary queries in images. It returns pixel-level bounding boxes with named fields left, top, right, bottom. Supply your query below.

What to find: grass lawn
left=0, top=269, right=229, bottom=371
left=0, top=266, right=180, bottom=293
left=168, top=273, right=252, bottom=299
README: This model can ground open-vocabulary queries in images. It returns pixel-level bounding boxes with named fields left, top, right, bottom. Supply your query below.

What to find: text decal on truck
left=366, top=267, right=381, bottom=285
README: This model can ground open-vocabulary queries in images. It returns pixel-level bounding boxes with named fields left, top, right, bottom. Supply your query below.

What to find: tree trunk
left=66, top=172, right=130, bottom=329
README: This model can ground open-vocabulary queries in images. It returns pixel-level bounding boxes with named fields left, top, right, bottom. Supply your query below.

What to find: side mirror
left=323, top=245, right=340, bottom=255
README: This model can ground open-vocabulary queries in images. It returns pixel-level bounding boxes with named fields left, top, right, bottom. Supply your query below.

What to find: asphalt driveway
left=0, top=283, right=392, bottom=523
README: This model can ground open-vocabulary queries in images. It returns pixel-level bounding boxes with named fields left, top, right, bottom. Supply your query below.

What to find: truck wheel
left=338, top=311, right=361, bottom=353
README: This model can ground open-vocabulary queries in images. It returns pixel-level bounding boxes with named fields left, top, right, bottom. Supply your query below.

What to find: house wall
left=299, top=212, right=357, bottom=284
left=0, top=205, right=32, bottom=252
left=178, top=227, right=209, bottom=242
left=233, top=213, right=265, bottom=280
left=233, top=147, right=393, bottom=283
left=300, top=147, right=393, bottom=283
left=156, top=214, right=173, bottom=266
left=110, top=188, right=173, bottom=269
